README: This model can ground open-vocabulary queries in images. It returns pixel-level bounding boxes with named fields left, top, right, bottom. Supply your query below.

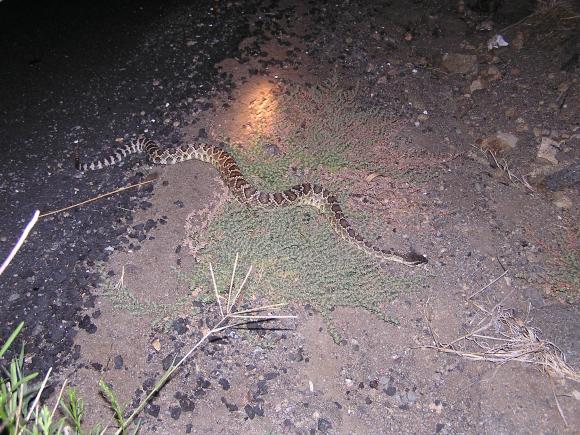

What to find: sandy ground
left=2, top=0, right=579, bottom=434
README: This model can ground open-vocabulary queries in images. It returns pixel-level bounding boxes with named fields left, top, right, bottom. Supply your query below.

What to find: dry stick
left=472, top=145, right=534, bottom=192
left=209, top=263, right=224, bottom=318
left=488, top=150, right=534, bottom=192
left=48, top=379, right=69, bottom=423
left=38, top=179, right=156, bottom=219
left=227, top=253, right=239, bottom=314
left=549, top=374, right=568, bottom=427
left=234, top=303, right=286, bottom=316
left=468, top=270, right=509, bottom=300
left=24, top=367, right=52, bottom=422
left=0, top=210, right=40, bottom=276
left=500, top=12, right=537, bottom=33
left=115, top=258, right=296, bottom=434
left=231, top=264, right=253, bottom=314
left=14, top=383, right=24, bottom=434
left=444, top=319, right=495, bottom=348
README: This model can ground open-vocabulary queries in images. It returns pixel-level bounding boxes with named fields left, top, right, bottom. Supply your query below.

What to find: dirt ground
left=3, top=0, right=579, bottom=434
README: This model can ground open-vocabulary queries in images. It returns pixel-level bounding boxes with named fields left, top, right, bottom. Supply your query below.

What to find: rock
left=113, top=355, right=123, bottom=369
left=175, top=392, right=195, bottom=412
left=144, top=219, right=157, bottom=231
left=537, top=137, right=560, bottom=164
left=477, top=20, right=494, bottom=31
left=485, top=65, right=502, bottom=81
left=487, top=34, right=509, bottom=50
left=441, top=53, right=478, bottom=74
left=429, top=400, right=443, bottom=414
left=523, top=287, right=545, bottom=308
left=253, top=402, right=264, bottom=417
left=512, top=31, right=525, bottom=50
left=53, top=271, right=68, bottom=284
left=221, top=397, right=238, bottom=412
left=469, top=78, right=487, bottom=92
left=218, top=378, right=230, bottom=390
left=317, top=418, right=332, bottom=432
left=244, top=404, right=255, bottom=419
left=379, top=376, right=391, bottom=386
left=145, top=403, right=160, bottom=417
left=169, top=405, right=181, bottom=420
left=162, top=354, right=174, bottom=371
left=264, top=143, right=281, bottom=156
left=384, top=385, right=397, bottom=396
left=78, top=315, right=97, bottom=334
left=544, top=163, right=580, bottom=190
left=173, top=318, right=188, bottom=335
left=515, top=117, right=528, bottom=132
left=479, top=132, right=518, bottom=154
left=505, top=107, right=516, bottom=119
left=553, top=193, right=573, bottom=210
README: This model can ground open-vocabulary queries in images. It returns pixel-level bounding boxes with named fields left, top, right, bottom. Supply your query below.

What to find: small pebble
left=317, top=418, right=332, bottom=432
left=113, top=355, right=123, bottom=369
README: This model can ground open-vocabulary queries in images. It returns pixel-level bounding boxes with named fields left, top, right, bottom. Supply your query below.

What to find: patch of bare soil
left=63, top=0, right=578, bottom=433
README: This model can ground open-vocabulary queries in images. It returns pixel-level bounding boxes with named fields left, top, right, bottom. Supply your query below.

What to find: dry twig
left=113, top=254, right=296, bottom=434
left=468, top=270, right=509, bottom=300
left=424, top=304, right=579, bottom=382
left=421, top=297, right=578, bottom=427
left=39, top=178, right=156, bottom=219
left=0, top=210, right=39, bottom=276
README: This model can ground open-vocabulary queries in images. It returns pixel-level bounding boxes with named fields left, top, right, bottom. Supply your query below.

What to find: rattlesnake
left=76, top=137, right=427, bottom=266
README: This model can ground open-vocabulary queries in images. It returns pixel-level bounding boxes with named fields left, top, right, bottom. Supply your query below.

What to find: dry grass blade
left=115, top=254, right=296, bottom=434
left=472, top=145, right=535, bottom=192
left=229, top=261, right=253, bottom=314
left=209, top=263, right=224, bottom=318
left=24, top=367, right=52, bottom=422
left=234, top=303, right=287, bottom=315
left=49, top=379, right=69, bottom=422
left=488, top=150, right=534, bottom=192
left=422, top=302, right=579, bottom=426
left=0, top=210, right=39, bottom=276
left=230, top=314, right=297, bottom=320
left=116, top=266, right=125, bottom=290
left=39, top=178, right=156, bottom=219
left=226, top=252, right=239, bottom=314
left=468, top=270, right=509, bottom=300
left=549, top=374, right=569, bottom=427
left=425, top=305, right=579, bottom=381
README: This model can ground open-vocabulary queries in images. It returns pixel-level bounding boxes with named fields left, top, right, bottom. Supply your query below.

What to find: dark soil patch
left=0, top=0, right=261, bottom=374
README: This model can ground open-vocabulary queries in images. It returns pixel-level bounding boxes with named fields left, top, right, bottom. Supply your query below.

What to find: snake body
left=77, top=138, right=427, bottom=266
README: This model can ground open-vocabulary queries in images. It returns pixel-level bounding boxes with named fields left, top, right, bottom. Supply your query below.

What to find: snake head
left=404, top=251, right=428, bottom=265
